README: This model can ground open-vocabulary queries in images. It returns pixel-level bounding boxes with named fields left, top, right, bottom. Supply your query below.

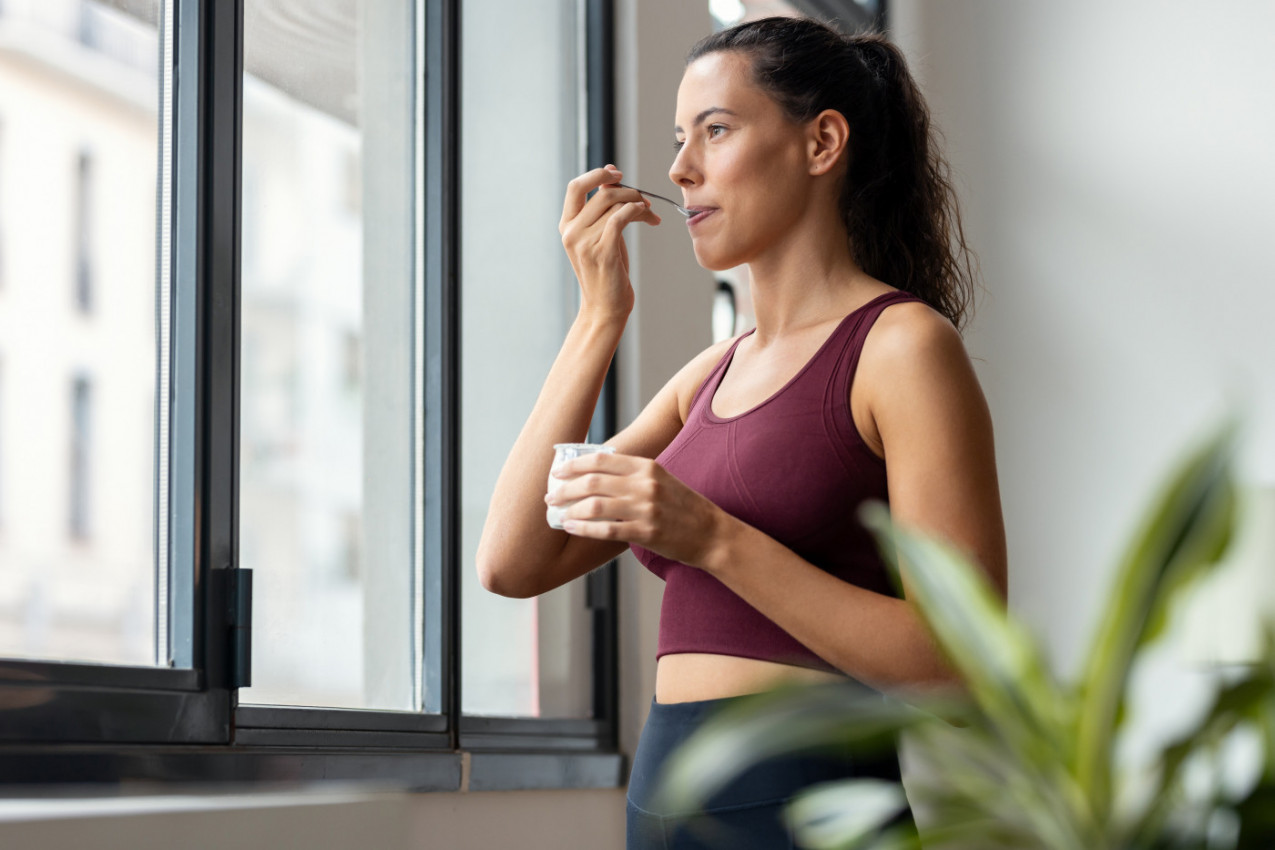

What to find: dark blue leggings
left=625, top=692, right=909, bottom=849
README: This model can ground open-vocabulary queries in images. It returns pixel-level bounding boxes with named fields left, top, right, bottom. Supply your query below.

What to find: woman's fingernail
left=562, top=520, right=578, bottom=534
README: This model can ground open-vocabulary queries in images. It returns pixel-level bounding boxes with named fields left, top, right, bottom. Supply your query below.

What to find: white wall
left=891, top=0, right=1275, bottom=675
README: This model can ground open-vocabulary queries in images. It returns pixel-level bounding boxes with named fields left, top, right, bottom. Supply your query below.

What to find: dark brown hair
left=688, top=17, right=977, bottom=331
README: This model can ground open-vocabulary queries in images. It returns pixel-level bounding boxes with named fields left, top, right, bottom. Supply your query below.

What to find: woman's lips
left=686, top=207, right=717, bottom=227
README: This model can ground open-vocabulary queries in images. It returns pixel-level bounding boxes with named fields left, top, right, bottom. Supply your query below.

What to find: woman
left=477, top=16, right=1007, bottom=849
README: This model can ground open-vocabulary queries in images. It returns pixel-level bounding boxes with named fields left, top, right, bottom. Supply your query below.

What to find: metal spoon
left=615, top=183, right=693, bottom=217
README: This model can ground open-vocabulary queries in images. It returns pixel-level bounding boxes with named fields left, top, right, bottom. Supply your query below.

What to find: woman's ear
left=807, top=109, right=850, bottom=176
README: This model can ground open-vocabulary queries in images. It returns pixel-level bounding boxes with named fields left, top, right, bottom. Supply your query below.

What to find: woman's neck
left=745, top=234, right=877, bottom=343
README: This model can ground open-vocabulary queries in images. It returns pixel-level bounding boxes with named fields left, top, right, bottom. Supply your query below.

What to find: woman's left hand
left=546, top=452, right=730, bottom=569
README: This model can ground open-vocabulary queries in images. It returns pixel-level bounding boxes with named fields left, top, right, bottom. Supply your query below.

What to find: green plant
left=659, top=422, right=1275, bottom=849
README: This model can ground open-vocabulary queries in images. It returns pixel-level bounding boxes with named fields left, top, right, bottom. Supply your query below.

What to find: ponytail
left=687, top=20, right=977, bottom=331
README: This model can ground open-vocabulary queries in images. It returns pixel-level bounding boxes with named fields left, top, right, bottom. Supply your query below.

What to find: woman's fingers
left=550, top=454, right=721, bottom=565
left=548, top=464, right=636, bottom=505
left=554, top=450, right=641, bottom=479
left=560, top=165, right=633, bottom=230
left=561, top=167, right=661, bottom=234
left=560, top=165, right=618, bottom=229
left=573, top=185, right=650, bottom=234
left=599, top=202, right=659, bottom=253
left=560, top=517, right=639, bottom=541
left=548, top=454, right=647, bottom=505
left=560, top=496, right=642, bottom=524
left=547, top=454, right=653, bottom=539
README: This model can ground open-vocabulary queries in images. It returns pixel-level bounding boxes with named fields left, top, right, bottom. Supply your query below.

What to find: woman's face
left=669, top=51, right=814, bottom=271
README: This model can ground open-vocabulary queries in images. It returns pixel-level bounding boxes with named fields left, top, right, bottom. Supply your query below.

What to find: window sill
left=0, top=746, right=626, bottom=795
left=0, top=788, right=401, bottom=823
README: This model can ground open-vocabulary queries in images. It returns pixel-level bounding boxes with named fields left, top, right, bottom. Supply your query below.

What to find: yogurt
left=547, top=443, right=615, bottom=529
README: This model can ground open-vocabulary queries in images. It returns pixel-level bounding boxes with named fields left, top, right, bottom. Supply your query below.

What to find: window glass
left=0, top=0, right=163, bottom=666
left=460, top=0, right=594, bottom=718
left=238, top=0, right=421, bottom=711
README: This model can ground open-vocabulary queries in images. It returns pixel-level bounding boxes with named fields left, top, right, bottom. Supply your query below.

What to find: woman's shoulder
left=856, top=295, right=981, bottom=419
left=854, top=294, right=973, bottom=405
left=863, top=295, right=964, bottom=366
left=850, top=294, right=985, bottom=458
left=669, top=333, right=746, bottom=423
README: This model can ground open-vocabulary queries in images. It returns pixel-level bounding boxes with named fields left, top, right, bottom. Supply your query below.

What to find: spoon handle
left=615, top=183, right=692, bottom=217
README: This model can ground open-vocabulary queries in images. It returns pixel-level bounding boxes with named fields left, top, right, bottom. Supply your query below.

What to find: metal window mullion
left=422, top=0, right=461, bottom=735
left=155, top=0, right=175, bottom=670
left=788, top=0, right=882, bottom=32
left=584, top=0, right=618, bottom=746
left=165, top=0, right=213, bottom=676
left=196, top=0, right=243, bottom=717
left=412, top=0, right=428, bottom=713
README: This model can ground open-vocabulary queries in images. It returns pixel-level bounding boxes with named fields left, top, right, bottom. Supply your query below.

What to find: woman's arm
left=552, top=302, right=1007, bottom=693
left=478, top=334, right=731, bottom=598
left=475, top=165, right=656, bottom=598
left=477, top=165, right=737, bottom=599
left=722, top=304, right=1006, bottom=692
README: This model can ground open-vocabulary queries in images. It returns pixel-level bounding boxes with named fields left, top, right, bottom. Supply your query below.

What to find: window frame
left=790, top=0, right=887, bottom=31
left=0, top=0, right=623, bottom=792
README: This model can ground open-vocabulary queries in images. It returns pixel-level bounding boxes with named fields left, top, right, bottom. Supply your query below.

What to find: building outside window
left=68, top=375, right=91, bottom=540
left=73, top=150, right=94, bottom=313
left=0, top=0, right=158, bottom=667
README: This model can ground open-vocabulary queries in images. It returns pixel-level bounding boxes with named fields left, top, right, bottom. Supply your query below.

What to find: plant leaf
left=1234, top=780, right=1275, bottom=850
left=1124, top=671, right=1274, bottom=848
left=905, top=717, right=1090, bottom=850
left=1075, top=420, right=1239, bottom=823
left=784, top=778, right=914, bottom=850
left=860, top=504, right=1073, bottom=775
left=654, top=683, right=942, bottom=816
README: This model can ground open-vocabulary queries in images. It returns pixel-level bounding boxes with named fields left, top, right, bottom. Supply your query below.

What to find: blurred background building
left=0, top=0, right=369, bottom=706
left=0, top=0, right=161, bottom=666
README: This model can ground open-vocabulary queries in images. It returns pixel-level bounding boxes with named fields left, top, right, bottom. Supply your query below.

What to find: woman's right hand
left=559, top=165, right=661, bottom=321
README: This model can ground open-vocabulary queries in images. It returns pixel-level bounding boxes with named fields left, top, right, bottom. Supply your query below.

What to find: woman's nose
left=668, top=145, right=697, bottom=190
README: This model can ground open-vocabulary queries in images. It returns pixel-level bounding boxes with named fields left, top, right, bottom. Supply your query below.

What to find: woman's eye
left=708, top=124, right=727, bottom=138
left=673, top=139, right=685, bottom=152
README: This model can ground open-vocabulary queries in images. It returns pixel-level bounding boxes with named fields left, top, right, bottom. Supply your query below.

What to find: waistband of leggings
left=647, top=679, right=879, bottom=722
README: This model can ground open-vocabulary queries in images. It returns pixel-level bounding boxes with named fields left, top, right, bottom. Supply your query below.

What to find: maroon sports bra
left=629, top=290, right=921, bottom=672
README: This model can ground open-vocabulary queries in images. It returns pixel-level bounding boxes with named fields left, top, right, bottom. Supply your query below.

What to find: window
left=0, top=0, right=620, bottom=789
left=712, top=280, right=737, bottom=343
left=0, top=0, right=158, bottom=669
left=73, top=150, right=94, bottom=312
left=459, top=0, right=596, bottom=720
left=711, top=0, right=883, bottom=30
left=68, top=375, right=92, bottom=540
left=238, top=0, right=419, bottom=712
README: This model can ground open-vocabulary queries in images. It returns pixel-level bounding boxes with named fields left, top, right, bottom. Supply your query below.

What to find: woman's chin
left=691, top=242, right=743, bottom=273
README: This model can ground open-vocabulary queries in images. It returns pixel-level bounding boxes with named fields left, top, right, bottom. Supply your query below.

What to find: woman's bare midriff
left=655, top=652, right=846, bottom=704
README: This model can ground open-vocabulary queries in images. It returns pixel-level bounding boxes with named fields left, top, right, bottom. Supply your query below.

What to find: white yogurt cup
left=547, top=443, right=615, bottom=529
